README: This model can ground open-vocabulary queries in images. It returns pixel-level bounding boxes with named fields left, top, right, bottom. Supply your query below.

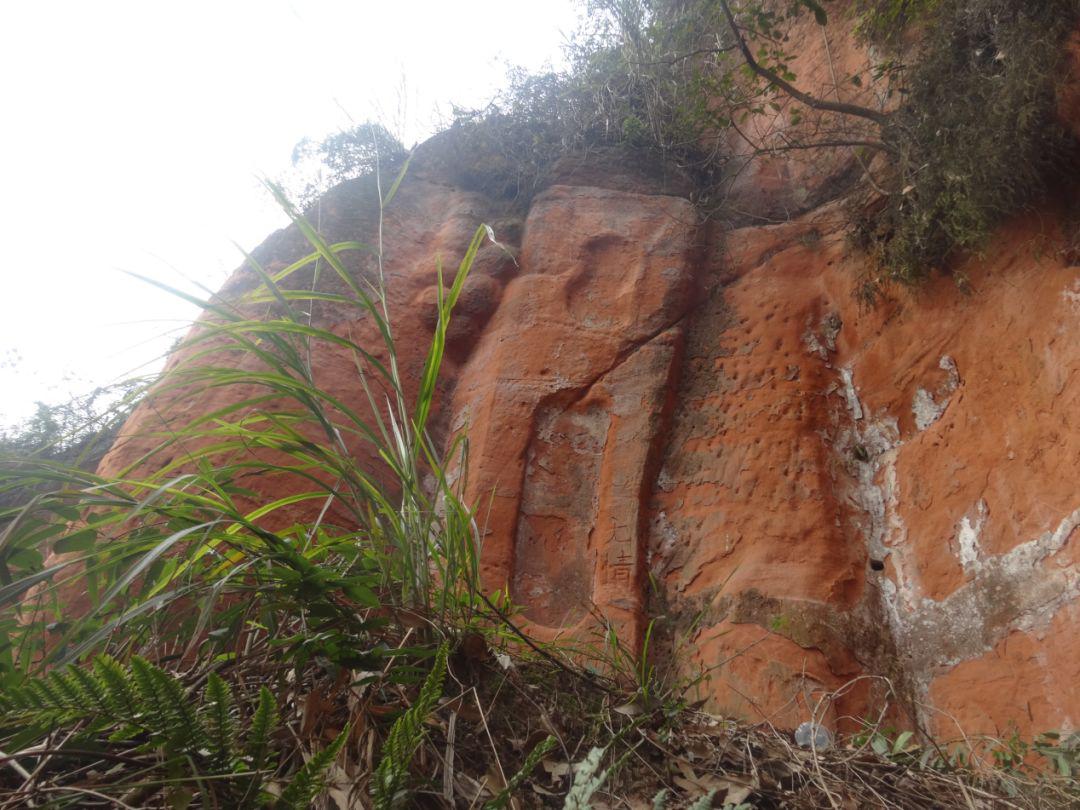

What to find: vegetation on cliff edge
left=442, top=0, right=1080, bottom=292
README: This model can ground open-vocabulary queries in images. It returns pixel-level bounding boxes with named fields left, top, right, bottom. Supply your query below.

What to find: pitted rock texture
left=654, top=206, right=1080, bottom=738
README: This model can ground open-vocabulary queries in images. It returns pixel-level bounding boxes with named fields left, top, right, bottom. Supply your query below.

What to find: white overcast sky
left=0, top=0, right=578, bottom=425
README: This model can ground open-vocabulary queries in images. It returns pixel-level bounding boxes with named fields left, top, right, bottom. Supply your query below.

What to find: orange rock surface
left=73, top=19, right=1080, bottom=743
left=654, top=206, right=1080, bottom=739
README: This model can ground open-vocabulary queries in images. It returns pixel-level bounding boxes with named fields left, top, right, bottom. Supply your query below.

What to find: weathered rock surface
left=85, top=20, right=1080, bottom=744
left=654, top=206, right=1080, bottom=738
left=448, top=184, right=695, bottom=646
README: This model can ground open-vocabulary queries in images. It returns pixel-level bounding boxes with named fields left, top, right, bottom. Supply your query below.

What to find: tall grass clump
left=0, top=155, right=490, bottom=805
left=0, top=150, right=758, bottom=809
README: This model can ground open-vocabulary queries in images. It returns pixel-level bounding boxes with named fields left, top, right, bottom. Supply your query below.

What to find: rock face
left=449, top=185, right=695, bottom=646
left=93, top=21, right=1080, bottom=743
left=655, top=207, right=1080, bottom=739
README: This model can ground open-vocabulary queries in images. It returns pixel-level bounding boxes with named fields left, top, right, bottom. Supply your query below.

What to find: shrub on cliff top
left=281, top=121, right=407, bottom=210
left=852, top=0, right=1080, bottom=290
left=850, top=0, right=942, bottom=43
left=444, top=0, right=747, bottom=200
left=453, top=0, right=1080, bottom=292
left=0, top=381, right=143, bottom=516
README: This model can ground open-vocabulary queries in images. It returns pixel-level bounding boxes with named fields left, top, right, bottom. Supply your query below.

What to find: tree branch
left=717, top=0, right=892, bottom=129
left=764, top=138, right=893, bottom=154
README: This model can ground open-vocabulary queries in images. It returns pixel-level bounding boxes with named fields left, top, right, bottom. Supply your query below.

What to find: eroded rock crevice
left=513, top=326, right=685, bottom=642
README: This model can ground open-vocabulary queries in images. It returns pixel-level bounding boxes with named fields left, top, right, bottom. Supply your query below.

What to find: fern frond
left=129, top=656, right=211, bottom=754
left=276, top=725, right=348, bottom=809
left=28, top=677, right=67, bottom=711
left=687, top=789, right=717, bottom=810
left=153, top=662, right=213, bottom=753
left=0, top=653, right=296, bottom=808
left=128, top=655, right=171, bottom=736
left=484, top=734, right=556, bottom=809
left=202, top=672, right=237, bottom=768
left=563, top=741, right=637, bottom=809
left=48, top=669, right=84, bottom=708
left=93, top=654, right=137, bottom=718
left=246, top=685, right=277, bottom=773
left=1, top=664, right=110, bottom=725
left=371, top=642, right=449, bottom=809
left=67, top=664, right=110, bottom=714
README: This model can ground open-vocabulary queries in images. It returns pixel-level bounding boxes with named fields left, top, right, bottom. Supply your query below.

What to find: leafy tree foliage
left=0, top=381, right=142, bottom=510
left=283, top=122, right=407, bottom=210
left=849, top=0, right=1080, bottom=290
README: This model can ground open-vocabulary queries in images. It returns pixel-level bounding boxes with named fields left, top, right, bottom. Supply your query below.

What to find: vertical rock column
left=448, top=184, right=696, bottom=648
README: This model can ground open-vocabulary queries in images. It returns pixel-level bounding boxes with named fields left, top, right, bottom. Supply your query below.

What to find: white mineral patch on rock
left=912, top=355, right=960, bottom=431
left=840, top=366, right=863, bottom=420
left=956, top=500, right=987, bottom=573
left=1064, top=279, right=1080, bottom=310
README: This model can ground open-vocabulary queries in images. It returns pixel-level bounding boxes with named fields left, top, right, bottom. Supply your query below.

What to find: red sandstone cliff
left=88, top=14, right=1080, bottom=744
